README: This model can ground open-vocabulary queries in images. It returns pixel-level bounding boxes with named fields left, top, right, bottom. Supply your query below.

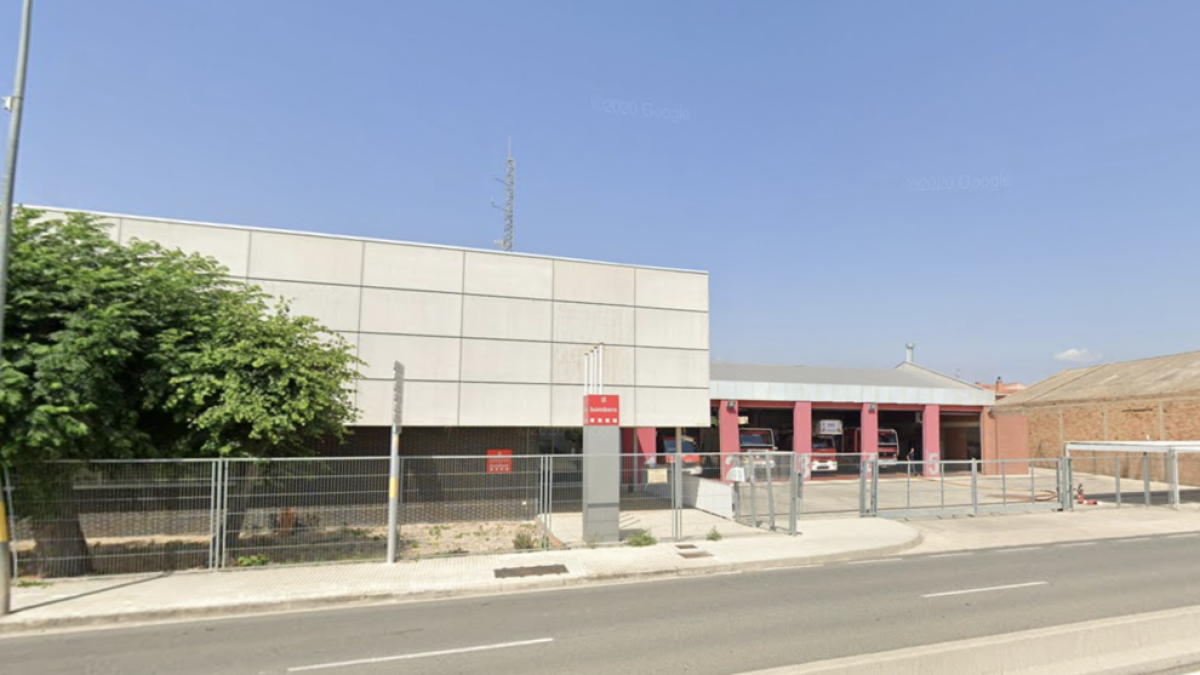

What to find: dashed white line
left=923, top=581, right=1048, bottom=599
left=287, top=638, right=555, bottom=672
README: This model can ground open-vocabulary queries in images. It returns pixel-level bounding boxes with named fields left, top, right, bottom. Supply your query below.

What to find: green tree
left=0, top=209, right=361, bottom=575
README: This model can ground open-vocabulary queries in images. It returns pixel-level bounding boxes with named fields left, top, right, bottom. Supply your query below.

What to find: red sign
left=584, top=394, right=620, bottom=426
left=486, top=449, right=512, bottom=474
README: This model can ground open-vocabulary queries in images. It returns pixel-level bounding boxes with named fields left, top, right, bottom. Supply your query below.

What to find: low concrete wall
left=635, top=475, right=734, bottom=519
left=740, top=604, right=1200, bottom=675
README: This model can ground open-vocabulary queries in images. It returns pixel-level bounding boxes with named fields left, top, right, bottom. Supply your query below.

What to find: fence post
left=905, top=461, right=912, bottom=513
left=750, top=454, right=759, bottom=527
left=859, top=459, right=867, bottom=517
left=1115, top=454, right=1122, bottom=508
left=1002, top=460, right=1008, bottom=509
left=1169, top=449, right=1180, bottom=509
left=940, top=460, right=946, bottom=510
left=207, top=460, right=219, bottom=570
left=971, top=459, right=979, bottom=516
left=1063, top=457, right=1075, bottom=512
left=789, top=453, right=799, bottom=536
left=766, top=454, right=776, bottom=532
left=870, top=456, right=879, bottom=517
left=1143, top=452, right=1151, bottom=507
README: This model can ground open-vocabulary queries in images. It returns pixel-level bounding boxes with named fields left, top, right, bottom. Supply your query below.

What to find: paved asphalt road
left=6, top=533, right=1200, bottom=675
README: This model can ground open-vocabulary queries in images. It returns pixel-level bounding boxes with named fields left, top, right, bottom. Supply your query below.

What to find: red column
left=862, top=403, right=879, bottom=462
left=923, top=404, right=941, bottom=477
left=636, top=428, right=657, bottom=470
left=621, top=428, right=635, bottom=484
left=794, top=401, right=813, bottom=478
left=719, top=400, right=739, bottom=481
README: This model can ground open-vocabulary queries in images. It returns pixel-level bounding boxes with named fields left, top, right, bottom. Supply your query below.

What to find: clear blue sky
left=3, top=1, right=1198, bottom=385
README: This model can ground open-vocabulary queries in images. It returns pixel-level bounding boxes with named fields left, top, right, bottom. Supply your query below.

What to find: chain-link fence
left=15, top=450, right=1181, bottom=579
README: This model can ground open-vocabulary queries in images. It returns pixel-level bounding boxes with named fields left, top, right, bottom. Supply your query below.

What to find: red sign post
left=583, top=395, right=620, bottom=426
left=486, top=449, right=513, bottom=474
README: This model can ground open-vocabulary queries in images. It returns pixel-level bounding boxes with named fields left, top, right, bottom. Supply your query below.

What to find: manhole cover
left=678, top=551, right=712, bottom=559
left=494, top=564, right=569, bottom=579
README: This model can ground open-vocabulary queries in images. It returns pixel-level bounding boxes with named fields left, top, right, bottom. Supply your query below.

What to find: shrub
left=706, top=527, right=723, bottom=542
left=235, top=554, right=271, bottom=567
left=625, top=530, right=656, bottom=547
left=513, top=530, right=540, bottom=550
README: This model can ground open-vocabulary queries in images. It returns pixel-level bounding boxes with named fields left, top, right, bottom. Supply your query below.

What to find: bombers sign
left=583, top=395, right=620, bottom=426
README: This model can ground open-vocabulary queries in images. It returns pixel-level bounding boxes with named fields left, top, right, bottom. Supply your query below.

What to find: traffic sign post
left=387, top=362, right=405, bottom=563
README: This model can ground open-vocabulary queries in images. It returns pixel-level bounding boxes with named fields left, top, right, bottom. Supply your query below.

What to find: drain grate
left=678, top=551, right=712, bottom=559
left=494, top=564, right=569, bottom=579
left=675, top=544, right=698, bottom=550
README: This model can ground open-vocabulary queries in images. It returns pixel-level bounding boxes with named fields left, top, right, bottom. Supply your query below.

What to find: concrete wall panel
left=553, top=261, right=635, bottom=306
left=254, top=279, right=361, bottom=332
left=635, top=347, right=710, bottom=388
left=359, top=288, right=462, bottom=336
left=249, top=231, right=363, bottom=286
left=463, top=252, right=553, bottom=299
left=635, top=387, right=712, bottom=427
left=552, top=302, right=635, bottom=345
left=357, top=334, right=460, bottom=381
left=362, top=243, right=464, bottom=293
left=551, top=344, right=634, bottom=386
left=461, top=339, right=552, bottom=384
left=357, top=379, right=459, bottom=427
left=461, top=296, right=551, bottom=341
left=635, top=268, right=708, bottom=312
left=635, top=308, right=708, bottom=349
left=459, top=383, right=551, bottom=426
left=121, top=219, right=252, bottom=277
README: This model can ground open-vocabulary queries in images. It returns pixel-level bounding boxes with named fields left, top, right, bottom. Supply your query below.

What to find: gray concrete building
left=34, top=207, right=711, bottom=434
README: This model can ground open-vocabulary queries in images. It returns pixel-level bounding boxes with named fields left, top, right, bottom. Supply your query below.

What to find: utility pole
left=0, top=0, right=34, bottom=618
left=491, top=138, right=514, bottom=252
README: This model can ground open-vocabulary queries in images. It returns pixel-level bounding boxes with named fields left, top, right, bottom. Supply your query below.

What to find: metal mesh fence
left=870, top=458, right=1067, bottom=518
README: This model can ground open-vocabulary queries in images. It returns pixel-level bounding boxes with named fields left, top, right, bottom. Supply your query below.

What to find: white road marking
left=923, top=581, right=1048, bottom=599
left=928, top=553, right=974, bottom=559
left=1165, top=533, right=1199, bottom=539
left=847, top=558, right=902, bottom=565
left=1057, top=542, right=1097, bottom=548
left=287, top=638, right=554, bottom=672
left=995, top=546, right=1042, bottom=553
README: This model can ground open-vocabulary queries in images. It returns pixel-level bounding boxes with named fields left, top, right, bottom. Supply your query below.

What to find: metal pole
left=1115, top=454, right=1122, bottom=508
left=386, top=426, right=399, bottom=562
left=971, top=459, right=979, bottom=516
left=673, top=425, right=682, bottom=540
left=871, top=456, right=879, bottom=516
left=1144, top=452, right=1150, bottom=507
left=789, top=452, right=798, bottom=535
left=1030, top=460, right=1035, bottom=505
left=1002, top=460, right=1008, bottom=508
left=0, top=485, right=11, bottom=615
left=905, top=460, right=912, bottom=512
left=0, top=0, right=34, bottom=352
left=1170, top=449, right=1180, bottom=509
left=750, top=453, right=758, bottom=527
left=766, top=452, right=776, bottom=532
left=940, top=460, right=945, bottom=510
left=858, top=459, right=867, bottom=516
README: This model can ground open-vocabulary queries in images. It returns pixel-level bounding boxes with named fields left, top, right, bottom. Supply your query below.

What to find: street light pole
left=0, top=0, right=34, bottom=619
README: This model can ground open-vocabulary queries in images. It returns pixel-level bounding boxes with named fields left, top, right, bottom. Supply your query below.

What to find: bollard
left=1115, top=455, right=1122, bottom=508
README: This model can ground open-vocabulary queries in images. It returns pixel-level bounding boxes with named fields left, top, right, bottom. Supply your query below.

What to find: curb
left=0, top=532, right=922, bottom=635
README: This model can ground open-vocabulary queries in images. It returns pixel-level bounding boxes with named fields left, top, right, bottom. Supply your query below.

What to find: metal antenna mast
left=491, top=138, right=514, bottom=252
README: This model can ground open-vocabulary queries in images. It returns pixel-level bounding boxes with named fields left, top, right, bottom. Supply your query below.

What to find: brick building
left=995, top=350, right=1200, bottom=484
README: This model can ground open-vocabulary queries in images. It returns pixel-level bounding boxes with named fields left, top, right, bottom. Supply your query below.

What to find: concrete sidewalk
left=903, top=504, right=1200, bottom=555
left=0, top=518, right=918, bottom=633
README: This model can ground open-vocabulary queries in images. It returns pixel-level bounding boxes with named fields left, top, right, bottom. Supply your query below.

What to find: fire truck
left=845, top=427, right=902, bottom=464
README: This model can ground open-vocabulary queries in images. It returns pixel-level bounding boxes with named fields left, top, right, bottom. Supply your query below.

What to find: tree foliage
left=0, top=208, right=361, bottom=475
